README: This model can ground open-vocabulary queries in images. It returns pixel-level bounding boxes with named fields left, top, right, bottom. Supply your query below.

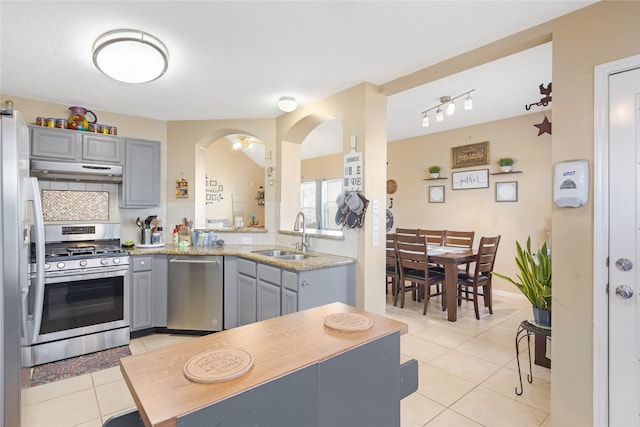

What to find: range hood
left=30, top=159, right=123, bottom=183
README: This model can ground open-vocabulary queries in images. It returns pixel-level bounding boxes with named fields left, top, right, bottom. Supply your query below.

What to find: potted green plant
left=428, top=165, right=441, bottom=179
left=497, top=157, right=516, bottom=173
left=493, top=237, right=551, bottom=326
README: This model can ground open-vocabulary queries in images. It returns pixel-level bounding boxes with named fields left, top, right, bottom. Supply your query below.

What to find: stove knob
left=79, top=260, right=88, bottom=267
left=44, top=263, right=50, bottom=271
left=113, top=258, right=121, bottom=264
left=100, top=259, right=109, bottom=266
left=56, top=262, right=65, bottom=269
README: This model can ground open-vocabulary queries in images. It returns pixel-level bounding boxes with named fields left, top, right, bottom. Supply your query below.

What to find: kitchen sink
left=252, top=249, right=311, bottom=260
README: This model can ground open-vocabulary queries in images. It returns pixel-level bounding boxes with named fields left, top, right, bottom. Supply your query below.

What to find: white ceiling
left=1, top=1, right=595, bottom=154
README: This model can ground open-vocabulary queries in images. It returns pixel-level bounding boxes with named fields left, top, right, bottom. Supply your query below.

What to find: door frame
left=593, top=54, right=640, bottom=425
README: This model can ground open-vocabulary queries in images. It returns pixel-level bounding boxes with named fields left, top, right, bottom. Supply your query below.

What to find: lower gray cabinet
left=237, top=258, right=257, bottom=327
left=225, top=257, right=355, bottom=329
left=282, top=264, right=356, bottom=312
left=131, top=256, right=154, bottom=331
left=131, top=255, right=167, bottom=331
left=152, top=255, right=168, bottom=327
left=257, top=264, right=281, bottom=321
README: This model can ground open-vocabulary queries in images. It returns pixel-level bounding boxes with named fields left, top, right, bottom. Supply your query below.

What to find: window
left=300, top=178, right=343, bottom=230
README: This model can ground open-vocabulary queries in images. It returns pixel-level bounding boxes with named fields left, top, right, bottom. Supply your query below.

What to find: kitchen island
left=118, top=302, right=416, bottom=427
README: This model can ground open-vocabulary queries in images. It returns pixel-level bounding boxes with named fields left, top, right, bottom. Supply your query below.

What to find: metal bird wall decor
left=527, top=82, right=552, bottom=136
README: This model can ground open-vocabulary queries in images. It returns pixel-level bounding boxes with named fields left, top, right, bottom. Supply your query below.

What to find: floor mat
left=30, top=345, right=131, bottom=386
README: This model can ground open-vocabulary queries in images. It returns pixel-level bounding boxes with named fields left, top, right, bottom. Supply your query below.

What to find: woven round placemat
left=324, top=312, right=373, bottom=332
left=184, top=348, right=254, bottom=384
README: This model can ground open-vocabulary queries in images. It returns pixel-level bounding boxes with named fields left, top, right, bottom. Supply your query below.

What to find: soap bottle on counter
left=173, top=226, right=179, bottom=245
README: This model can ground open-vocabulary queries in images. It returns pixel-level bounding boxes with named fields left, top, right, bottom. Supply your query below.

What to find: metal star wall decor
left=534, top=116, right=552, bottom=136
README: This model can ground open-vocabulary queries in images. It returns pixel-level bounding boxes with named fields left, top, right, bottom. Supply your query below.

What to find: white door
left=609, top=66, right=640, bottom=426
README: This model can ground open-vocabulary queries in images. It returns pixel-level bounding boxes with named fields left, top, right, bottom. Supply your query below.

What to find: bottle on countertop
left=173, top=226, right=179, bottom=245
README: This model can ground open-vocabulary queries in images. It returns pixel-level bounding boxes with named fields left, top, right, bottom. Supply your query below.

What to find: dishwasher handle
left=169, top=258, right=221, bottom=265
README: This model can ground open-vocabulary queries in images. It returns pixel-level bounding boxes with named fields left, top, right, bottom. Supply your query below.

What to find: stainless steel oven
left=25, top=224, right=130, bottom=367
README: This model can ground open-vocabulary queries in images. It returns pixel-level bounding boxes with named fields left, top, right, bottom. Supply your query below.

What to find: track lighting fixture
left=421, top=89, right=475, bottom=127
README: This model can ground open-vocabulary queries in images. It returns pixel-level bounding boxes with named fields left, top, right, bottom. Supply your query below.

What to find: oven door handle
left=24, top=177, right=45, bottom=345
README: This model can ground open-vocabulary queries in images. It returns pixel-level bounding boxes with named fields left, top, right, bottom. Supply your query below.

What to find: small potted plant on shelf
left=493, top=237, right=552, bottom=327
left=428, top=165, right=441, bottom=179
left=497, top=157, right=516, bottom=173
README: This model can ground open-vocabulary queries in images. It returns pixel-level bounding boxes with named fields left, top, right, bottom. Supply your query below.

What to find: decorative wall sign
left=496, top=181, right=518, bottom=202
left=452, top=169, right=489, bottom=190
left=343, top=151, right=363, bottom=191
left=429, top=185, right=445, bottom=203
left=176, top=179, right=189, bottom=198
left=451, top=141, right=490, bottom=169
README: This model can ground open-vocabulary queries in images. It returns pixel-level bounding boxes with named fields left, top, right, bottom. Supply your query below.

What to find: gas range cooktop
left=31, top=223, right=130, bottom=273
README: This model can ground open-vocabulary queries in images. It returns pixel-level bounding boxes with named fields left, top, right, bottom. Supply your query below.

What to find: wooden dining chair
left=417, top=229, right=447, bottom=245
left=385, top=233, right=399, bottom=296
left=457, top=235, right=501, bottom=319
left=395, top=234, right=445, bottom=314
left=444, top=230, right=475, bottom=273
left=395, top=227, right=419, bottom=236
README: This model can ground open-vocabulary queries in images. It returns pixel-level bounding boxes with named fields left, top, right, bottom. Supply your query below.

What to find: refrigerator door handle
left=24, top=177, right=45, bottom=345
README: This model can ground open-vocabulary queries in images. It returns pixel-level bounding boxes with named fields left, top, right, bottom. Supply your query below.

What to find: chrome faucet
left=293, top=211, right=309, bottom=252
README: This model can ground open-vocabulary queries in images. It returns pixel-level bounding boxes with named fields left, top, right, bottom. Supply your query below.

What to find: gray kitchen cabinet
left=226, top=257, right=355, bottom=329
left=257, top=263, right=281, bottom=321
left=131, top=256, right=154, bottom=331
left=152, top=255, right=168, bottom=327
left=30, top=127, right=80, bottom=160
left=82, top=133, right=122, bottom=163
left=30, top=126, right=123, bottom=164
left=237, top=258, right=257, bottom=326
left=282, top=264, right=356, bottom=312
left=122, top=138, right=161, bottom=207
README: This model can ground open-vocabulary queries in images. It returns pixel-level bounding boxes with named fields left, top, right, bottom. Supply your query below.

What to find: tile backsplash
left=39, top=180, right=121, bottom=223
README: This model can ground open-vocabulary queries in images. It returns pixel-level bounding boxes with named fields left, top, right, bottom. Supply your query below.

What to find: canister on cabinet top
left=89, top=123, right=100, bottom=133
left=55, top=119, right=68, bottom=129
left=100, top=124, right=110, bottom=134
left=109, top=126, right=117, bottom=135
left=46, top=118, right=55, bottom=128
left=36, top=117, right=46, bottom=126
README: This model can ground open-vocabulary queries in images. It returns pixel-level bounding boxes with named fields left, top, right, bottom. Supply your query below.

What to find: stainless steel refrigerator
left=1, top=109, right=45, bottom=426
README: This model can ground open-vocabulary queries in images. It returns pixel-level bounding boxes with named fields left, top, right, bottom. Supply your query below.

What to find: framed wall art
left=496, top=181, right=518, bottom=202
left=451, top=141, right=490, bottom=169
left=429, top=185, right=445, bottom=203
left=452, top=169, right=489, bottom=190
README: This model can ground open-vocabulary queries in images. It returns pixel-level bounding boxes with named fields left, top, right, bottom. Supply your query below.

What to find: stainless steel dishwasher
left=167, top=255, right=223, bottom=331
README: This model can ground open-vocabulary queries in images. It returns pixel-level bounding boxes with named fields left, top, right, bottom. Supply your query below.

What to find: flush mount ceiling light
left=93, top=29, right=169, bottom=83
left=277, top=96, right=297, bottom=112
left=421, top=89, right=475, bottom=127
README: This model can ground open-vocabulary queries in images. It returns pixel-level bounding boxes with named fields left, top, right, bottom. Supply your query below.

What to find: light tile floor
left=24, top=292, right=550, bottom=427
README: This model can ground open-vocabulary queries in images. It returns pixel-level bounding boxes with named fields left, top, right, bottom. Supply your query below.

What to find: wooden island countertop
left=119, top=303, right=408, bottom=427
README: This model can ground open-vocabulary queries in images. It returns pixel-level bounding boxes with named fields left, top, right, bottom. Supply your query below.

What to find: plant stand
left=514, top=320, right=551, bottom=395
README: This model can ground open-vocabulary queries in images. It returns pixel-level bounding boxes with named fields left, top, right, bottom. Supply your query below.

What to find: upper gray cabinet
left=82, top=133, right=122, bottom=163
left=122, top=138, right=161, bottom=207
left=30, top=126, right=122, bottom=164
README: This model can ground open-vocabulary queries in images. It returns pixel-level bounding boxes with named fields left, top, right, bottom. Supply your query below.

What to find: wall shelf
left=423, top=177, right=448, bottom=181
left=490, top=171, right=522, bottom=176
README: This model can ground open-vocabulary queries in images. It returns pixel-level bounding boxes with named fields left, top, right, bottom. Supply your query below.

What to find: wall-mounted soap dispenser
left=554, top=160, right=589, bottom=208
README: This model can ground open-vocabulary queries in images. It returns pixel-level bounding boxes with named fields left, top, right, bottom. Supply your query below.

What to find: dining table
left=427, top=245, right=477, bottom=322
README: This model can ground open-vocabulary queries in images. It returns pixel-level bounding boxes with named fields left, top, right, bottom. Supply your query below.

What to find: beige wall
left=549, top=1, right=640, bottom=425
left=388, top=112, right=552, bottom=293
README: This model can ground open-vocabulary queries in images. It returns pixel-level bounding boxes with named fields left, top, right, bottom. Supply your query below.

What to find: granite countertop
left=125, top=245, right=355, bottom=271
